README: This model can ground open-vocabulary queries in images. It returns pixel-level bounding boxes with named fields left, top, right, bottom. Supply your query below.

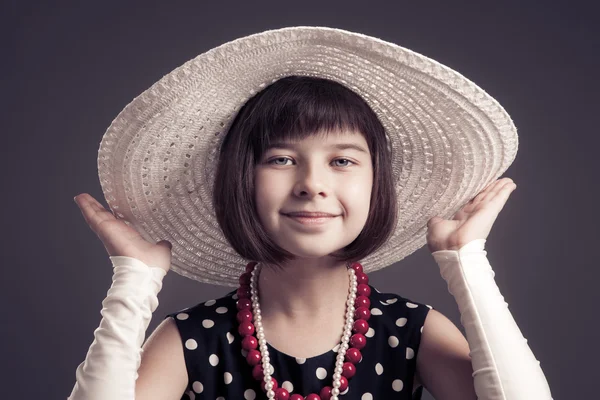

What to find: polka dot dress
left=164, top=285, right=434, bottom=399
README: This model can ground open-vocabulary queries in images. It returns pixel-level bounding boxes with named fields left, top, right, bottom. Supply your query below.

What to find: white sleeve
left=431, top=239, right=553, bottom=400
left=67, top=256, right=167, bottom=400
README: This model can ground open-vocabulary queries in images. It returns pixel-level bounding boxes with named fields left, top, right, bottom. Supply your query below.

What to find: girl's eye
left=332, top=158, right=354, bottom=167
left=268, top=157, right=293, bottom=166
left=267, top=157, right=355, bottom=167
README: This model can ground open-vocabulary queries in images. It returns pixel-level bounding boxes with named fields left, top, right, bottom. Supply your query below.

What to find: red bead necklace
left=235, top=261, right=372, bottom=400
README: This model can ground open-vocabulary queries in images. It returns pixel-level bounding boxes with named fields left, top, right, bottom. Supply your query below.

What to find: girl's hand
left=426, top=178, right=517, bottom=253
left=74, top=193, right=173, bottom=272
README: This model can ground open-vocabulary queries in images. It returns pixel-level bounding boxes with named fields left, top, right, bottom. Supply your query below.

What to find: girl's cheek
left=344, top=172, right=373, bottom=193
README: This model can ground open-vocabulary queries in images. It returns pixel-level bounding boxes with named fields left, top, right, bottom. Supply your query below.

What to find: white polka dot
left=388, top=336, right=399, bottom=348
left=420, top=326, right=424, bottom=333
left=406, top=302, right=418, bottom=308
left=232, top=293, right=239, bottom=300
left=392, top=379, right=404, bottom=391
left=316, top=367, right=327, bottom=379
left=216, top=397, right=225, bottom=400
left=244, top=389, right=256, bottom=400
left=406, top=347, right=415, bottom=359
left=282, top=381, right=294, bottom=392
left=226, top=332, right=235, bottom=344
left=192, top=381, right=204, bottom=393
left=185, top=339, right=198, bottom=350
left=362, top=393, right=373, bottom=400
left=371, top=308, right=382, bottom=315
left=426, top=304, right=433, bottom=309
left=209, top=354, right=219, bottom=366
left=241, top=349, right=248, bottom=357
left=375, top=288, right=381, bottom=293
left=202, top=319, right=215, bottom=328
left=386, top=298, right=398, bottom=304
left=395, top=317, right=407, bottom=327
left=216, top=306, right=228, bottom=314
left=341, top=387, right=349, bottom=395
left=296, top=357, right=306, bottom=364
left=375, top=363, right=384, bottom=375
left=186, top=390, right=195, bottom=400
left=176, top=312, right=189, bottom=320
left=379, top=300, right=389, bottom=306
left=204, top=299, right=216, bottom=306
left=366, top=327, right=375, bottom=338
left=332, top=344, right=340, bottom=352
left=224, top=372, right=233, bottom=384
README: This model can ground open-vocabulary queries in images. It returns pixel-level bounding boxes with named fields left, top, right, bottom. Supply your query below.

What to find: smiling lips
left=285, top=211, right=338, bottom=217
left=283, top=211, right=339, bottom=226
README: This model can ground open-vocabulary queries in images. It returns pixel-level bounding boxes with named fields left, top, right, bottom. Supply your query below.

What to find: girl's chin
left=278, top=244, right=345, bottom=260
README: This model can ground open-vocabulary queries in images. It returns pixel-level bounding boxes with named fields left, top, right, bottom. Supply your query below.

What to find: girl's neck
left=257, top=257, right=351, bottom=322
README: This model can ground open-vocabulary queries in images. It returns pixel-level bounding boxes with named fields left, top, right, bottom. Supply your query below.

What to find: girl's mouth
left=284, top=214, right=337, bottom=226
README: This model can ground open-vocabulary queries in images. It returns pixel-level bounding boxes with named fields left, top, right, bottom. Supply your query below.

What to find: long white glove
left=431, top=239, right=553, bottom=399
left=67, top=256, right=167, bottom=400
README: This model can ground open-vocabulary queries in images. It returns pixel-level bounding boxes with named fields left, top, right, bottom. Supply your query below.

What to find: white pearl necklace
left=250, top=263, right=358, bottom=400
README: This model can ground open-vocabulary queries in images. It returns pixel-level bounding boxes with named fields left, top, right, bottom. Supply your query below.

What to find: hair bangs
left=247, top=76, right=378, bottom=163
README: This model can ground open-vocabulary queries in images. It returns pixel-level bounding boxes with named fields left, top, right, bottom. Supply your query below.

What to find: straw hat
left=97, top=26, right=517, bottom=287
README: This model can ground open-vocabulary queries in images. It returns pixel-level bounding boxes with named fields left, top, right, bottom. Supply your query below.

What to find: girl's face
left=254, top=130, right=373, bottom=260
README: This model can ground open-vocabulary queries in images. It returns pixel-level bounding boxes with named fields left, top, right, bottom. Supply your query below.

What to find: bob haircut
left=213, top=75, right=397, bottom=266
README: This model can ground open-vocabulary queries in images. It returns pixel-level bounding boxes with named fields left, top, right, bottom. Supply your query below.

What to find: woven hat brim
left=97, top=26, right=517, bottom=287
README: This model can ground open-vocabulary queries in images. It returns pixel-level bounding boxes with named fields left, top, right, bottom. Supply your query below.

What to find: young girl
left=68, top=27, right=552, bottom=400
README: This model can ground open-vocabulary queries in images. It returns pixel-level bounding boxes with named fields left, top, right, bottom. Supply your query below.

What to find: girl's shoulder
left=163, top=291, right=239, bottom=394
left=367, top=284, right=434, bottom=334
left=164, top=290, right=238, bottom=338
left=369, top=284, right=434, bottom=311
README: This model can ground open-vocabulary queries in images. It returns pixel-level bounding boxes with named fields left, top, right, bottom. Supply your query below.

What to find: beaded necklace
left=235, top=261, right=372, bottom=400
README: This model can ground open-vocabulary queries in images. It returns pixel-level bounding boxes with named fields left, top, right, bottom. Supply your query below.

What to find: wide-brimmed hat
left=97, top=26, right=517, bottom=287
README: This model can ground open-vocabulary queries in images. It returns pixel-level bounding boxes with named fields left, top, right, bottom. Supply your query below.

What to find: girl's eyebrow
left=266, top=142, right=369, bottom=154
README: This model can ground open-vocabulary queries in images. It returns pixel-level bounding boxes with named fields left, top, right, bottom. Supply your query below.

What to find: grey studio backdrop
left=3, top=1, right=599, bottom=399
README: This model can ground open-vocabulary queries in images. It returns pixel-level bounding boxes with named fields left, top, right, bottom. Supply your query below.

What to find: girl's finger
left=495, top=182, right=517, bottom=202
left=487, top=182, right=516, bottom=214
left=485, top=179, right=514, bottom=202
left=76, top=194, right=115, bottom=233
left=477, top=178, right=513, bottom=204
left=471, top=179, right=499, bottom=205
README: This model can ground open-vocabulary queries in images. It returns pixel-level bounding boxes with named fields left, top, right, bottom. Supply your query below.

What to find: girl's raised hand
left=426, top=178, right=517, bottom=253
left=73, top=193, right=173, bottom=272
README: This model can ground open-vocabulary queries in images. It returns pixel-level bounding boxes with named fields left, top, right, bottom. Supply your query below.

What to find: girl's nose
left=293, top=166, right=329, bottom=198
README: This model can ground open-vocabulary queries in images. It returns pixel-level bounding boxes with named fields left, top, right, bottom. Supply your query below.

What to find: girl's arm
left=420, top=238, right=553, bottom=399
left=67, top=256, right=180, bottom=400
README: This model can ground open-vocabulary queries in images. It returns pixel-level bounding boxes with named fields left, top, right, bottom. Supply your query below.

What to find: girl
left=68, top=27, right=552, bottom=400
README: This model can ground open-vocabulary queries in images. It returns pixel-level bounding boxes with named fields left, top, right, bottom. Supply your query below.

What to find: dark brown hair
left=213, top=76, right=397, bottom=266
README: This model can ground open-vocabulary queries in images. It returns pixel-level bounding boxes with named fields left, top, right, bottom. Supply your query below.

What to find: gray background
left=4, top=1, right=599, bottom=399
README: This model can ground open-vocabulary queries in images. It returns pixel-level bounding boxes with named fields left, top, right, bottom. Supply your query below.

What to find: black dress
left=165, top=285, right=433, bottom=400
